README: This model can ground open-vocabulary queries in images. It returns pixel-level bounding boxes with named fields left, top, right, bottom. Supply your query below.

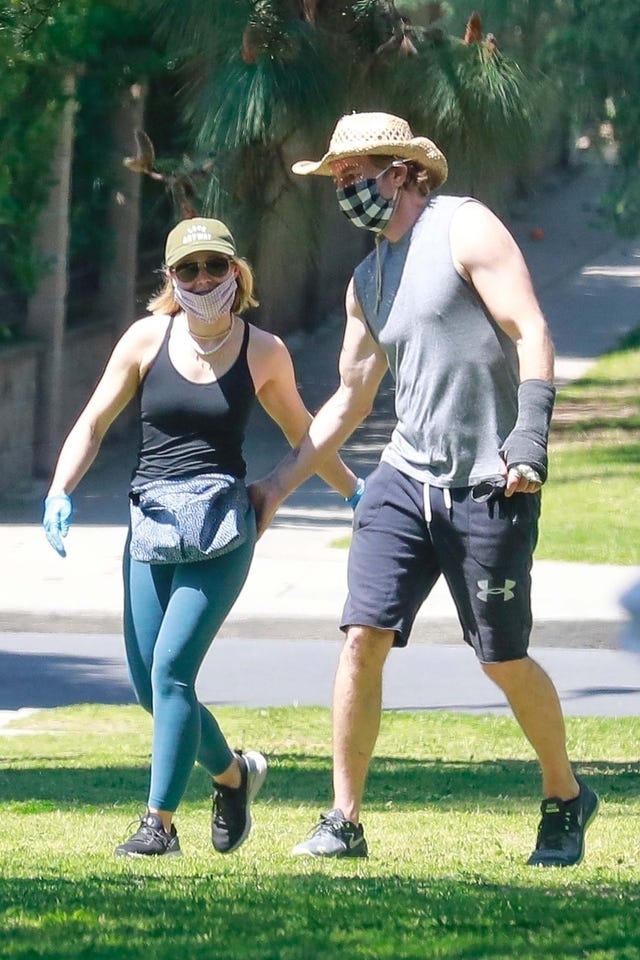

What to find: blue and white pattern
left=129, top=473, right=249, bottom=564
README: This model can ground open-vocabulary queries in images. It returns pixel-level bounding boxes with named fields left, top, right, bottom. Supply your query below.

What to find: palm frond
left=146, top=0, right=250, bottom=60
left=416, top=39, right=537, bottom=189
left=191, top=23, right=342, bottom=149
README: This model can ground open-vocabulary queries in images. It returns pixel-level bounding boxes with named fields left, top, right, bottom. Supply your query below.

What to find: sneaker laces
left=212, top=783, right=242, bottom=829
left=124, top=814, right=168, bottom=844
left=311, top=810, right=349, bottom=838
left=536, top=800, right=578, bottom=848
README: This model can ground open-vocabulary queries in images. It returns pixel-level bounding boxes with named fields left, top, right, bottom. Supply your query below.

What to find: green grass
left=2, top=704, right=640, bottom=959
left=538, top=342, right=640, bottom=563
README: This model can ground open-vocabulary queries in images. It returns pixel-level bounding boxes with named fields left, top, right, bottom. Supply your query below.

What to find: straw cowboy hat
left=292, top=112, right=448, bottom=189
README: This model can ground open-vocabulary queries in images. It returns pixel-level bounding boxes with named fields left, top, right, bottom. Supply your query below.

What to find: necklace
left=186, top=316, right=235, bottom=357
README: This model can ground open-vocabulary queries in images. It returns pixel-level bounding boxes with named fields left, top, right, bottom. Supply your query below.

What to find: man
left=250, top=112, right=598, bottom=867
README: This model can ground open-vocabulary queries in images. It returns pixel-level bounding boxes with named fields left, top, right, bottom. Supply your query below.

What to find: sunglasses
left=173, top=256, right=231, bottom=283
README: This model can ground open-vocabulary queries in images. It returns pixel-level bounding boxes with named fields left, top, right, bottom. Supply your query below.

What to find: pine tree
left=146, top=0, right=537, bottom=237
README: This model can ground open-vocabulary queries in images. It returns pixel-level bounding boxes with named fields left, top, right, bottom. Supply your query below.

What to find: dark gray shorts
left=340, top=461, right=540, bottom=663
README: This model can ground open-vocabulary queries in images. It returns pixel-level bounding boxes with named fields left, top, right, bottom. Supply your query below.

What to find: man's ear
left=391, top=161, right=409, bottom=185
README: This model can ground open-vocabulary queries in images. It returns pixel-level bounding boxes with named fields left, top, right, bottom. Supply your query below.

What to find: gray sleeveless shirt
left=353, top=195, right=519, bottom=487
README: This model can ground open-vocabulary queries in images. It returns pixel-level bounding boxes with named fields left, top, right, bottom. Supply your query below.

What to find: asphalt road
left=2, top=631, right=640, bottom=719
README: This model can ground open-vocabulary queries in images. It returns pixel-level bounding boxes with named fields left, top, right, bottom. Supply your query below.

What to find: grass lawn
left=537, top=338, right=640, bottom=564
left=2, top=346, right=638, bottom=959
left=1, top=704, right=639, bottom=959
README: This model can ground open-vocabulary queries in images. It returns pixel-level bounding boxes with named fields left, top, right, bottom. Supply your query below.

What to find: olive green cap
left=164, top=217, right=236, bottom=267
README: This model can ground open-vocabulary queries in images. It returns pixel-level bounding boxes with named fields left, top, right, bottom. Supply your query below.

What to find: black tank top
left=131, top=319, right=256, bottom=485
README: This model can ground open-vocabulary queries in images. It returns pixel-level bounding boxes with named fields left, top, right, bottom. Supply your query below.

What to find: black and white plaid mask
left=335, top=168, right=397, bottom=233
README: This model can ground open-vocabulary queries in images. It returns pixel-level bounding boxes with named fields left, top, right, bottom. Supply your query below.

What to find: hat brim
left=165, top=238, right=236, bottom=267
left=292, top=139, right=448, bottom=189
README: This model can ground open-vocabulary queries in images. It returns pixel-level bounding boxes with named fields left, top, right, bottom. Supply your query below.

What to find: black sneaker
left=291, top=808, right=368, bottom=858
left=114, top=812, right=182, bottom=858
left=527, top=778, right=599, bottom=867
left=211, top=750, right=268, bottom=854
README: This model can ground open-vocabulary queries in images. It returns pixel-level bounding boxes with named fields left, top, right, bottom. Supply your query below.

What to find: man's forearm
left=266, top=389, right=368, bottom=501
left=516, top=323, right=555, bottom=383
left=315, top=453, right=358, bottom=499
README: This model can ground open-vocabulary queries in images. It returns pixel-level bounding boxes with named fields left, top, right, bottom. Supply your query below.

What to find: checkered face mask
left=335, top=167, right=398, bottom=233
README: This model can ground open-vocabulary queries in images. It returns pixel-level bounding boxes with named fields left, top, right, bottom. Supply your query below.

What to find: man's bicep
left=453, top=203, right=545, bottom=336
left=339, top=288, right=387, bottom=398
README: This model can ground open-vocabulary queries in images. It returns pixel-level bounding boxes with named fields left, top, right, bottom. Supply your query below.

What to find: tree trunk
left=26, top=72, right=77, bottom=477
left=99, top=81, right=147, bottom=334
left=98, top=82, right=148, bottom=441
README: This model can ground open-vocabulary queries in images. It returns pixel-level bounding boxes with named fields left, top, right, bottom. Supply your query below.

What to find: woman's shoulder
left=110, top=314, right=172, bottom=374
left=245, top=321, right=294, bottom=388
left=121, top=313, right=172, bottom=348
left=246, top=321, right=289, bottom=357
left=131, top=312, right=172, bottom=335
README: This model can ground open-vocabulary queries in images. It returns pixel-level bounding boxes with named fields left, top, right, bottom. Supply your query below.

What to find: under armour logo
left=476, top=579, right=516, bottom=602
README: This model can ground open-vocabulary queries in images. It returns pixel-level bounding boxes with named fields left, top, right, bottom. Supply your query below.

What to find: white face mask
left=172, top=272, right=237, bottom=323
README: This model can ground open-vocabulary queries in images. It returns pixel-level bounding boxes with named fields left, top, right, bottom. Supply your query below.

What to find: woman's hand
left=43, top=494, right=73, bottom=557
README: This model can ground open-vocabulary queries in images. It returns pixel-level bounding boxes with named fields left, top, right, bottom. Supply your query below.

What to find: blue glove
left=43, top=494, right=73, bottom=557
left=345, top=477, right=365, bottom=510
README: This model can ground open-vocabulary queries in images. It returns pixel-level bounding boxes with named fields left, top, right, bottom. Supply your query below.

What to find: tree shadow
left=0, top=755, right=637, bottom=810
left=0, top=650, right=133, bottom=709
left=0, top=870, right=639, bottom=959
left=265, top=754, right=639, bottom=809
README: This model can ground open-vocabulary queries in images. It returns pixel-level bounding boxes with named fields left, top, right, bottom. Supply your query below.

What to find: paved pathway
left=1, top=162, right=639, bottom=726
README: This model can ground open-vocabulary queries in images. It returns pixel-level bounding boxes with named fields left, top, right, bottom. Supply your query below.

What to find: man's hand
left=501, top=460, right=543, bottom=498
left=248, top=479, right=285, bottom=539
left=500, top=380, right=555, bottom=495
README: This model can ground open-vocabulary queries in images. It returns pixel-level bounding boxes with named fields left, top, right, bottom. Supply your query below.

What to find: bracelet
left=345, top=477, right=365, bottom=509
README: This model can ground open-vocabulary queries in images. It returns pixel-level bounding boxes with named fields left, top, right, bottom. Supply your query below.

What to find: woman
left=43, top=217, right=362, bottom=858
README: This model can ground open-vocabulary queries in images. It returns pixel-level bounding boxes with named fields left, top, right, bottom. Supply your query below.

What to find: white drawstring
left=423, top=484, right=432, bottom=523
left=423, top=484, right=452, bottom=522
left=374, top=235, right=383, bottom=312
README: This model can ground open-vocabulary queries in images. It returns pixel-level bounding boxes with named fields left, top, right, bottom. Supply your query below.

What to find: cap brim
left=166, top=239, right=236, bottom=267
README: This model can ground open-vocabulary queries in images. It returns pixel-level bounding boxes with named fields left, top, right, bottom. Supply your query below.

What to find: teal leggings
left=122, top=515, right=256, bottom=812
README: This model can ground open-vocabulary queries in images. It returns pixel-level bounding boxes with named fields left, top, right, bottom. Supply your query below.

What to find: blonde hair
left=147, top=256, right=259, bottom=316
left=370, top=154, right=432, bottom=197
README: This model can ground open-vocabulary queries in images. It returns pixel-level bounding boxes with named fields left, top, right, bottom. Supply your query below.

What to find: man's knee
left=342, top=624, right=395, bottom=669
left=480, top=655, right=532, bottom=688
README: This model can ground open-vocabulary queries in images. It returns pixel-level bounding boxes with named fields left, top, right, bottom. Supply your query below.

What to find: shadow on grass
left=1, top=755, right=638, bottom=810
left=552, top=420, right=640, bottom=437
left=1, top=871, right=639, bottom=960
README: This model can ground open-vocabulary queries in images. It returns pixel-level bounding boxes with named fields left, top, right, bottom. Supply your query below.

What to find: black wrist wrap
left=500, top=379, right=556, bottom=483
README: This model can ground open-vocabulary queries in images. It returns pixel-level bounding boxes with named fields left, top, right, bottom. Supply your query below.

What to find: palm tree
left=143, top=0, right=537, bottom=331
